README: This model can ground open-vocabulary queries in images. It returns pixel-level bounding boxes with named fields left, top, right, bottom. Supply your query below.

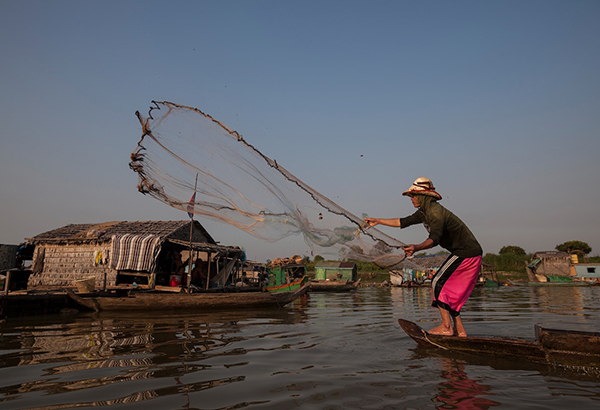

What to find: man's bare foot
left=428, top=324, right=454, bottom=336
left=453, top=316, right=468, bottom=337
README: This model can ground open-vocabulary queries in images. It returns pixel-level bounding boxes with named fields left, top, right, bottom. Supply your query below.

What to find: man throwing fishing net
left=364, top=177, right=483, bottom=337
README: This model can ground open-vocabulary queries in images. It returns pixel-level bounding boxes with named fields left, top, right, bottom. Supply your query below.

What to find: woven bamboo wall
left=538, top=258, right=571, bottom=277
left=0, top=244, right=18, bottom=271
left=28, top=243, right=117, bottom=287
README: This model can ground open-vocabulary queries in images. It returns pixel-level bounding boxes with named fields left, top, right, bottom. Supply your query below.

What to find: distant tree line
left=300, top=240, right=598, bottom=274
left=555, top=240, right=592, bottom=256
left=482, top=240, right=598, bottom=273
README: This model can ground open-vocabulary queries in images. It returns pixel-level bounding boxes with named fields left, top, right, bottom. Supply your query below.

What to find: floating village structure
left=314, top=261, right=358, bottom=282
left=0, top=245, right=19, bottom=272
left=23, top=220, right=246, bottom=290
left=526, top=251, right=572, bottom=282
left=392, top=254, right=449, bottom=285
left=311, top=261, right=360, bottom=291
left=571, top=263, right=600, bottom=282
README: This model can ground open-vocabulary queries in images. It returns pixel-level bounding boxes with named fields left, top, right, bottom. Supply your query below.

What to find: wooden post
left=3, top=270, right=10, bottom=295
left=149, top=272, right=156, bottom=289
left=205, top=252, right=211, bottom=290
left=187, top=224, right=193, bottom=291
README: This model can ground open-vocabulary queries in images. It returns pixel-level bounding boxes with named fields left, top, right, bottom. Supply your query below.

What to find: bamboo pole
left=187, top=174, right=198, bottom=292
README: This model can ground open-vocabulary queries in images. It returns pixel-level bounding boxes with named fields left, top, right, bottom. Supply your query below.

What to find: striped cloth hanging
left=111, top=234, right=163, bottom=272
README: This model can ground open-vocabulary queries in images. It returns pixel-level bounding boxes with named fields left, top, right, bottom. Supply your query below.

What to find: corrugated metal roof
left=534, top=251, right=569, bottom=259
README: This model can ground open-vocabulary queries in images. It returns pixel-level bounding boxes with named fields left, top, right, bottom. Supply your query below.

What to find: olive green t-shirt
left=400, top=196, right=483, bottom=258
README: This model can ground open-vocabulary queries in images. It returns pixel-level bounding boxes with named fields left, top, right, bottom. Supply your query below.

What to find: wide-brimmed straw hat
left=402, top=177, right=442, bottom=200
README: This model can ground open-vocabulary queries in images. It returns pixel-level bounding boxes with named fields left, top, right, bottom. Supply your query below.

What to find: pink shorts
left=431, top=255, right=482, bottom=316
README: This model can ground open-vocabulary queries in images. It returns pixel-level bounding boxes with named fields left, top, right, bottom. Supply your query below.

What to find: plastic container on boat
left=170, top=275, right=182, bottom=287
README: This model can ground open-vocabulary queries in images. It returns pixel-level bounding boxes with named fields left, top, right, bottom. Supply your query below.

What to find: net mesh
left=130, top=101, right=406, bottom=262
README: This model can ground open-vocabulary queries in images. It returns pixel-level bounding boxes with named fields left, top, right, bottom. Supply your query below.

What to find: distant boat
left=312, top=261, right=360, bottom=291
left=389, top=271, right=404, bottom=287
left=310, top=278, right=360, bottom=292
left=263, top=261, right=309, bottom=293
left=264, top=275, right=308, bottom=293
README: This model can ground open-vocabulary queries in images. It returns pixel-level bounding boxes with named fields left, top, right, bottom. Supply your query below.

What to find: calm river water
left=1, top=285, right=600, bottom=409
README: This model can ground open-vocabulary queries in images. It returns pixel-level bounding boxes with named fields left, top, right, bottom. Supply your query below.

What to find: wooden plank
left=536, top=325, right=600, bottom=354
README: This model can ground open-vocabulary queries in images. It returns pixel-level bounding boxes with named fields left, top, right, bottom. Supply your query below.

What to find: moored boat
left=309, top=279, right=360, bottom=292
left=263, top=258, right=309, bottom=293
left=264, top=276, right=308, bottom=293
left=313, top=261, right=359, bottom=291
left=1, top=289, right=76, bottom=317
left=66, top=283, right=309, bottom=312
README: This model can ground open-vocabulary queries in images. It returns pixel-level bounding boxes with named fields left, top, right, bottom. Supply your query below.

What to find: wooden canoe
left=66, top=283, right=309, bottom=312
left=398, top=318, right=600, bottom=370
left=535, top=324, right=600, bottom=368
left=309, top=279, right=361, bottom=292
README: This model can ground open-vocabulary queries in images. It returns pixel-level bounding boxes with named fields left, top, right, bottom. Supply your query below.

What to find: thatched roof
left=534, top=251, right=569, bottom=260
left=27, top=220, right=216, bottom=245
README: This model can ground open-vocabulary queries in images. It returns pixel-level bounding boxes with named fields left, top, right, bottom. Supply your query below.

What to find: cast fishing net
left=130, top=101, right=407, bottom=266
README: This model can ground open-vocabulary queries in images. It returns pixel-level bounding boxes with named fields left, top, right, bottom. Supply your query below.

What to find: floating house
left=314, top=261, right=357, bottom=282
left=25, top=221, right=245, bottom=290
left=570, top=263, right=600, bottom=282
left=526, top=251, right=571, bottom=282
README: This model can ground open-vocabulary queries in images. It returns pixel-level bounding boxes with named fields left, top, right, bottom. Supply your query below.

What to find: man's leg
left=428, top=307, right=454, bottom=335
left=453, top=315, right=467, bottom=337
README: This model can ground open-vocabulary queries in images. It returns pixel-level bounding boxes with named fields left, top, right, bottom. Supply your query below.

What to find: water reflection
left=529, top=286, right=588, bottom=317
left=1, top=288, right=600, bottom=409
left=433, top=358, right=500, bottom=410
left=0, top=306, right=309, bottom=408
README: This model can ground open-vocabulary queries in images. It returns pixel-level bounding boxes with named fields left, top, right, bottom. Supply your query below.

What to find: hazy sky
left=1, top=0, right=599, bottom=262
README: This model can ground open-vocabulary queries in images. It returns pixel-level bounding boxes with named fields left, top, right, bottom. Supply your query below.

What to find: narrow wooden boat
left=264, top=263, right=308, bottom=293
left=398, top=318, right=600, bottom=369
left=535, top=325, right=600, bottom=368
left=66, top=283, right=310, bottom=312
left=1, top=290, right=74, bottom=318
left=309, top=279, right=361, bottom=292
